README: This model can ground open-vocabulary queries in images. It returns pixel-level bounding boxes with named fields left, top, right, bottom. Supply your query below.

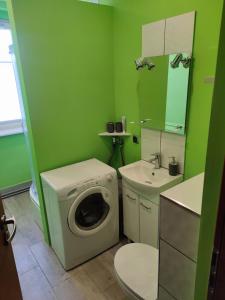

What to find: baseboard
left=0, top=181, right=32, bottom=199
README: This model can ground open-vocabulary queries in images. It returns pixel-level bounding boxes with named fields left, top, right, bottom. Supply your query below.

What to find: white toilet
left=114, top=243, right=158, bottom=300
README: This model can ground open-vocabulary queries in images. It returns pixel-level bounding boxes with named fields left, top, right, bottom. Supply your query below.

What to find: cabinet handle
left=126, top=194, right=136, bottom=202
left=140, top=202, right=151, bottom=211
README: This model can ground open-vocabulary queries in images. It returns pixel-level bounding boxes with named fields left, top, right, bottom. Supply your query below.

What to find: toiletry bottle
left=169, top=157, right=179, bottom=176
left=122, top=116, right=126, bottom=133
left=107, top=122, right=114, bottom=133
left=115, top=122, right=123, bottom=132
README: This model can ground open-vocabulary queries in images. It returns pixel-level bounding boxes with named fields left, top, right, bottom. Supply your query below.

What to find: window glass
left=79, top=0, right=99, bottom=4
left=0, top=27, right=22, bottom=122
left=0, top=29, right=12, bottom=61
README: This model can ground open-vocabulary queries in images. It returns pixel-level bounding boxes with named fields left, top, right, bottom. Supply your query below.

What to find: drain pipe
left=108, top=137, right=117, bottom=166
left=108, top=137, right=125, bottom=167
left=118, top=137, right=125, bottom=166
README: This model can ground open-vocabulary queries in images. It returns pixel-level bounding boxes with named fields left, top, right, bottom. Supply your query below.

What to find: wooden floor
left=3, top=192, right=127, bottom=300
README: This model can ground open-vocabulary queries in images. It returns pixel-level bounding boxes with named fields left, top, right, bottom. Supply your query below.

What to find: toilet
left=114, top=243, right=158, bottom=300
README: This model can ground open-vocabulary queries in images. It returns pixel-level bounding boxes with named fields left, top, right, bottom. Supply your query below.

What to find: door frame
left=208, top=160, right=225, bottom=299
left=0, top=196, right=22, bottom=300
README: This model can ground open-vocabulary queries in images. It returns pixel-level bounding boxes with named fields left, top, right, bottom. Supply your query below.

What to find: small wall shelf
left=98, top=132, right=131, bottom=137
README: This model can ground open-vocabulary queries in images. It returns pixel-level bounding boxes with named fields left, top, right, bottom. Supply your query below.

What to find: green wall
left=112, top=0, right=223, bottom=178
left=0, top=134, right=31, bottom=190
left=8, top=0, right=114, bottom=241
left=10, top=0, right=114, bottom=171
left=195, top=1, right=225, bottom=298
left=99, top=0, right=113, bottom=5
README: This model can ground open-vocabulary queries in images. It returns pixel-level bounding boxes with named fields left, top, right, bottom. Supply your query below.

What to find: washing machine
left=41, top=158, right=119, bottom=270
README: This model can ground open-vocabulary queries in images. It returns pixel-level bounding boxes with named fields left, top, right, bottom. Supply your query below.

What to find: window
left=79, top=0, right=99, bottom=4
left=0, top=20, right=23, bottom=136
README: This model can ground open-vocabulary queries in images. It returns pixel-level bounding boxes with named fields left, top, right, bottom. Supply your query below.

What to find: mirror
left=137, top=53, right=190, bottom=135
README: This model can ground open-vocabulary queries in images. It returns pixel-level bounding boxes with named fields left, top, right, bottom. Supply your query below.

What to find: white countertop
left=160, top=173, right=204, bottom=216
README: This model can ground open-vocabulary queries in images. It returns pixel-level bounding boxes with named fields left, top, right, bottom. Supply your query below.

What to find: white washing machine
left=41, top=158, right=119, bottom=270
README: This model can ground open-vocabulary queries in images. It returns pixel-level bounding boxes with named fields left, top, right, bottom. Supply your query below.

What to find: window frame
left=0, top=19, right=24, bottom=137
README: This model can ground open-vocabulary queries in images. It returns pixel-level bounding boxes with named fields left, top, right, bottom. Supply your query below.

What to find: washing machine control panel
left=68, top=172, right=115, bottom=198
left=76, top=177, right=100, bottom=191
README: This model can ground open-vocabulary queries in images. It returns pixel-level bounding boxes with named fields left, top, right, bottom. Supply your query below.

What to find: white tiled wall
left=161, top=131, right=186, bottom=174
left=141, top=128, right=161, bottom=161
left=141, top=128, right=186, bottom=174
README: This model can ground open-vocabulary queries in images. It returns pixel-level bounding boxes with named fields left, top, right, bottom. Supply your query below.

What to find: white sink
left=119, top=160, right=183, bottom=194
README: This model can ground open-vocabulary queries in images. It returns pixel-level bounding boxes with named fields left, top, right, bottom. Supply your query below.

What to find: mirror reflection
left=137, top=53, right=191, bottom=135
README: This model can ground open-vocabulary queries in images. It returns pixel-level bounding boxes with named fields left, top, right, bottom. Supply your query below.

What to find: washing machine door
left=68, top=186, right=114, bottom=237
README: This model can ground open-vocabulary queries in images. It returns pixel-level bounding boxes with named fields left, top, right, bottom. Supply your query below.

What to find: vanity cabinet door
left=140, top=197, right=159, bottom=248
left=159, top=240, right=196, bottom=300
left=160, top=196, right=200, bottom=261
left=123, top=187, right=139, bottom=242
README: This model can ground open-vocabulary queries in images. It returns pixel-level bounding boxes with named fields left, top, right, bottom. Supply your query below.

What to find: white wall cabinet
left=142, top=11, right=195, bottom=58
left=165, top=12, right=195, bottom=55
left=142, top=20, right=165, bottom=57
left=122, top=184, right=159, bottom=248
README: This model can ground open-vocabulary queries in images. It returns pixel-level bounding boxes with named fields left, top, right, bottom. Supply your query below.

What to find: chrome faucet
left=149, top=153, right=161, bottom=169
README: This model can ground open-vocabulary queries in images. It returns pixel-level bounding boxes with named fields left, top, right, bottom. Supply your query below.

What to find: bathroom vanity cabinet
left=122, top=183, right=159, bottom=248
left=158, top=173, right=204, bottom=300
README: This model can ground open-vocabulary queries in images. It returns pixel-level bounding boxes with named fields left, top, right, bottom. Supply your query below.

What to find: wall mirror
left=137, top=53, right=191, bottom=135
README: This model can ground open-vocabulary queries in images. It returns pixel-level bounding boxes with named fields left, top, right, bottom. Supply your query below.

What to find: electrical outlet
left=133, top=135, right=139, bottom=144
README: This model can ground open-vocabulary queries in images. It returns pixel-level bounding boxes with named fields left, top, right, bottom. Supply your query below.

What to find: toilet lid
left=114, top=243, right=158, bottom=300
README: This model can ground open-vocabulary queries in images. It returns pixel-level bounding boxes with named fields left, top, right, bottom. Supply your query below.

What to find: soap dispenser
left=169, top=157, right=179, bottom=176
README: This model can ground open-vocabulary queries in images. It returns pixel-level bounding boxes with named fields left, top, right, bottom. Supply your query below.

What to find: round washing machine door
left=68, top=186, right=114, bottom=237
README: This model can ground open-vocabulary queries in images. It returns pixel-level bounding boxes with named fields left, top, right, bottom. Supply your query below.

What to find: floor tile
left=109, top=239, right=128, bottom=256
left=19, top=266, right=56, bottom=300
left=13, top=243, right=37, bottom=275
left=3, top=194, right=43, bottom=247
left=96, top=249, right=115, bottom=274
left=31, top=241, right=70, bottom=287
left=80, top=255, right=115, bottom=292
left=3, top=192, right=127, bottom=300
left=103, top=283, right=127, bottom=300
left=16, top=216, right=43, bottom=246
left=69, top=266, right=106, bottom=300
left=3, top=193, right=32, bottom=219
left=53, top=277, right=85, bottom=300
